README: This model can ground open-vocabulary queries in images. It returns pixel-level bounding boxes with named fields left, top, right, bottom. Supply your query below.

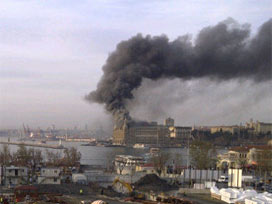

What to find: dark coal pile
left=134, top=174, right=177, bottom=192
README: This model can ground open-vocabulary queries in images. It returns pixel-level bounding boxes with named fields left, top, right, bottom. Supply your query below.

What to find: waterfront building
left=169, top=126, right=192, bottom=145
left=113, top=117, right=192, bottom=147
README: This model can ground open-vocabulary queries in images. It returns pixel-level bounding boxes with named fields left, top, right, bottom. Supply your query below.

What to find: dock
left=0, top=141, right=66, bottom=149
left=65, top=138, right=95, bottom=142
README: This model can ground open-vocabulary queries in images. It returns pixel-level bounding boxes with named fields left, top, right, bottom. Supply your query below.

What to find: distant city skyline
left=0, top=0, right=271, bottom=129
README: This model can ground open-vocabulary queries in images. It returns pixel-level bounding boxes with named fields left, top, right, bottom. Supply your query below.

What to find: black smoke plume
left=86, top=18, right=272, bottom=128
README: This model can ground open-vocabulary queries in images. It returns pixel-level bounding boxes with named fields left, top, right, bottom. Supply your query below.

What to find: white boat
left=133, top=144, right=147, bottom=149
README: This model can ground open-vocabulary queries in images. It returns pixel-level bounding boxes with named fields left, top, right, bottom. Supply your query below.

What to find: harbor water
left=0, top=136, right=224, bottom=167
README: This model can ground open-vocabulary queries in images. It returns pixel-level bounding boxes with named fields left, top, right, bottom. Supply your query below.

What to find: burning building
left=113, top=117, right=191, bottom=147
left=113, top=121, right=169, bottom=146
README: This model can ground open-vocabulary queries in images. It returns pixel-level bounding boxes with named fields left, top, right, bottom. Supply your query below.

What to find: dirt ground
left=181, top=193, right=226, bottom=204
left=59, top=194, right=132, bottom=204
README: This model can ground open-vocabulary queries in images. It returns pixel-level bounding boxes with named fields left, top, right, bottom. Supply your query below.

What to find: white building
left=136, top=163, right=156, bottom=174
left=37, top=167, right=61, bottom=184
left=4, top=166, right=28, bottom=186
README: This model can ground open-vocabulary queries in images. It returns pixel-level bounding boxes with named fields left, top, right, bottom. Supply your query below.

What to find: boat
left=37, top=140, right=46, bottom=145
left=58, top=139, right=64, bottom=148
left=104, top=144, right=125, bottom=147
left=133, top=144, right=147, bottom=149
left=114, top=155, right=145, bottom=169
left=150, top=148, right=160, bottom=156
left=80, top=141, right=97, bottom=146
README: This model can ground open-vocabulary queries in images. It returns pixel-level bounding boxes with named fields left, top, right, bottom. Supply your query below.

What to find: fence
left=164, top=169, right=226, bottom=184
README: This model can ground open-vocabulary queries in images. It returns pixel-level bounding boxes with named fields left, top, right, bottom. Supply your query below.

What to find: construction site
left=0, top=174, right=207, bottom=204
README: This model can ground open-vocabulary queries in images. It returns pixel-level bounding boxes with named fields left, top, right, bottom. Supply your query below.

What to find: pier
left=0, top=141, right=66, bottom=149
left=65, top=138, right=95, bottom=142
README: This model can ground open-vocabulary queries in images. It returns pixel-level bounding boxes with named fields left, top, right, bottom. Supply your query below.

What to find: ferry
left=114, top=155, right=145, bottom=167
left=80, top=140, right=97, bottom=146
left=143, top=148, right=160, bottom=160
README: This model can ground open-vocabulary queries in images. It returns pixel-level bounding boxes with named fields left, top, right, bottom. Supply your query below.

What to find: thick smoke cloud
left=86, top=18, right=272, bottom=128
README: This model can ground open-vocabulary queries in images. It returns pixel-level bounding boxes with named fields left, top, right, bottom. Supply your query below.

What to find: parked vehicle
left=218, top=176, right=228, bottom=182
left=261, top=184, right=272, bottom=191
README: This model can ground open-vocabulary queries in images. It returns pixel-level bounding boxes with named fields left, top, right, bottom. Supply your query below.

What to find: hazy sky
left=0, top=0, right=271, bottom=129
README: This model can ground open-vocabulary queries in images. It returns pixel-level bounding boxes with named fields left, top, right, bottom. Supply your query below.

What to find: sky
left=0, top=0, right=271, bottom=129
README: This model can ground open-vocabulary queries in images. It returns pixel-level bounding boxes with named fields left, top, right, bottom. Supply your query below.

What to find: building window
left=54, top=177, right=58, bottom=182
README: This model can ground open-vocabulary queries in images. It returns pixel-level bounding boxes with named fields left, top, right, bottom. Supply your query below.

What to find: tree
left=0, top=144, right=12, bottom=165
left=152, top=152, right=170, bottom=176
left=12, top=144, right=32, bottom=166
left=189, top=140, right=217, bottom=169
left=28, top=148, right=43, bottom=166
left=105, top=149, right=120, bottom=173
left=63, top=147, right=81, bottom=167
left=256, top=149, right=272, bottom=185
left=236, top=157, right=248, bottom=170
left=46, top=150, right=62, bottom=167
left=257, top=149, right=272, bottom=173
left=173, top=153, right=183, bottom=174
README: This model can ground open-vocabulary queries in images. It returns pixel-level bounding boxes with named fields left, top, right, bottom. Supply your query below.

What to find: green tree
left=189, top=140, right=217, bottom=169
